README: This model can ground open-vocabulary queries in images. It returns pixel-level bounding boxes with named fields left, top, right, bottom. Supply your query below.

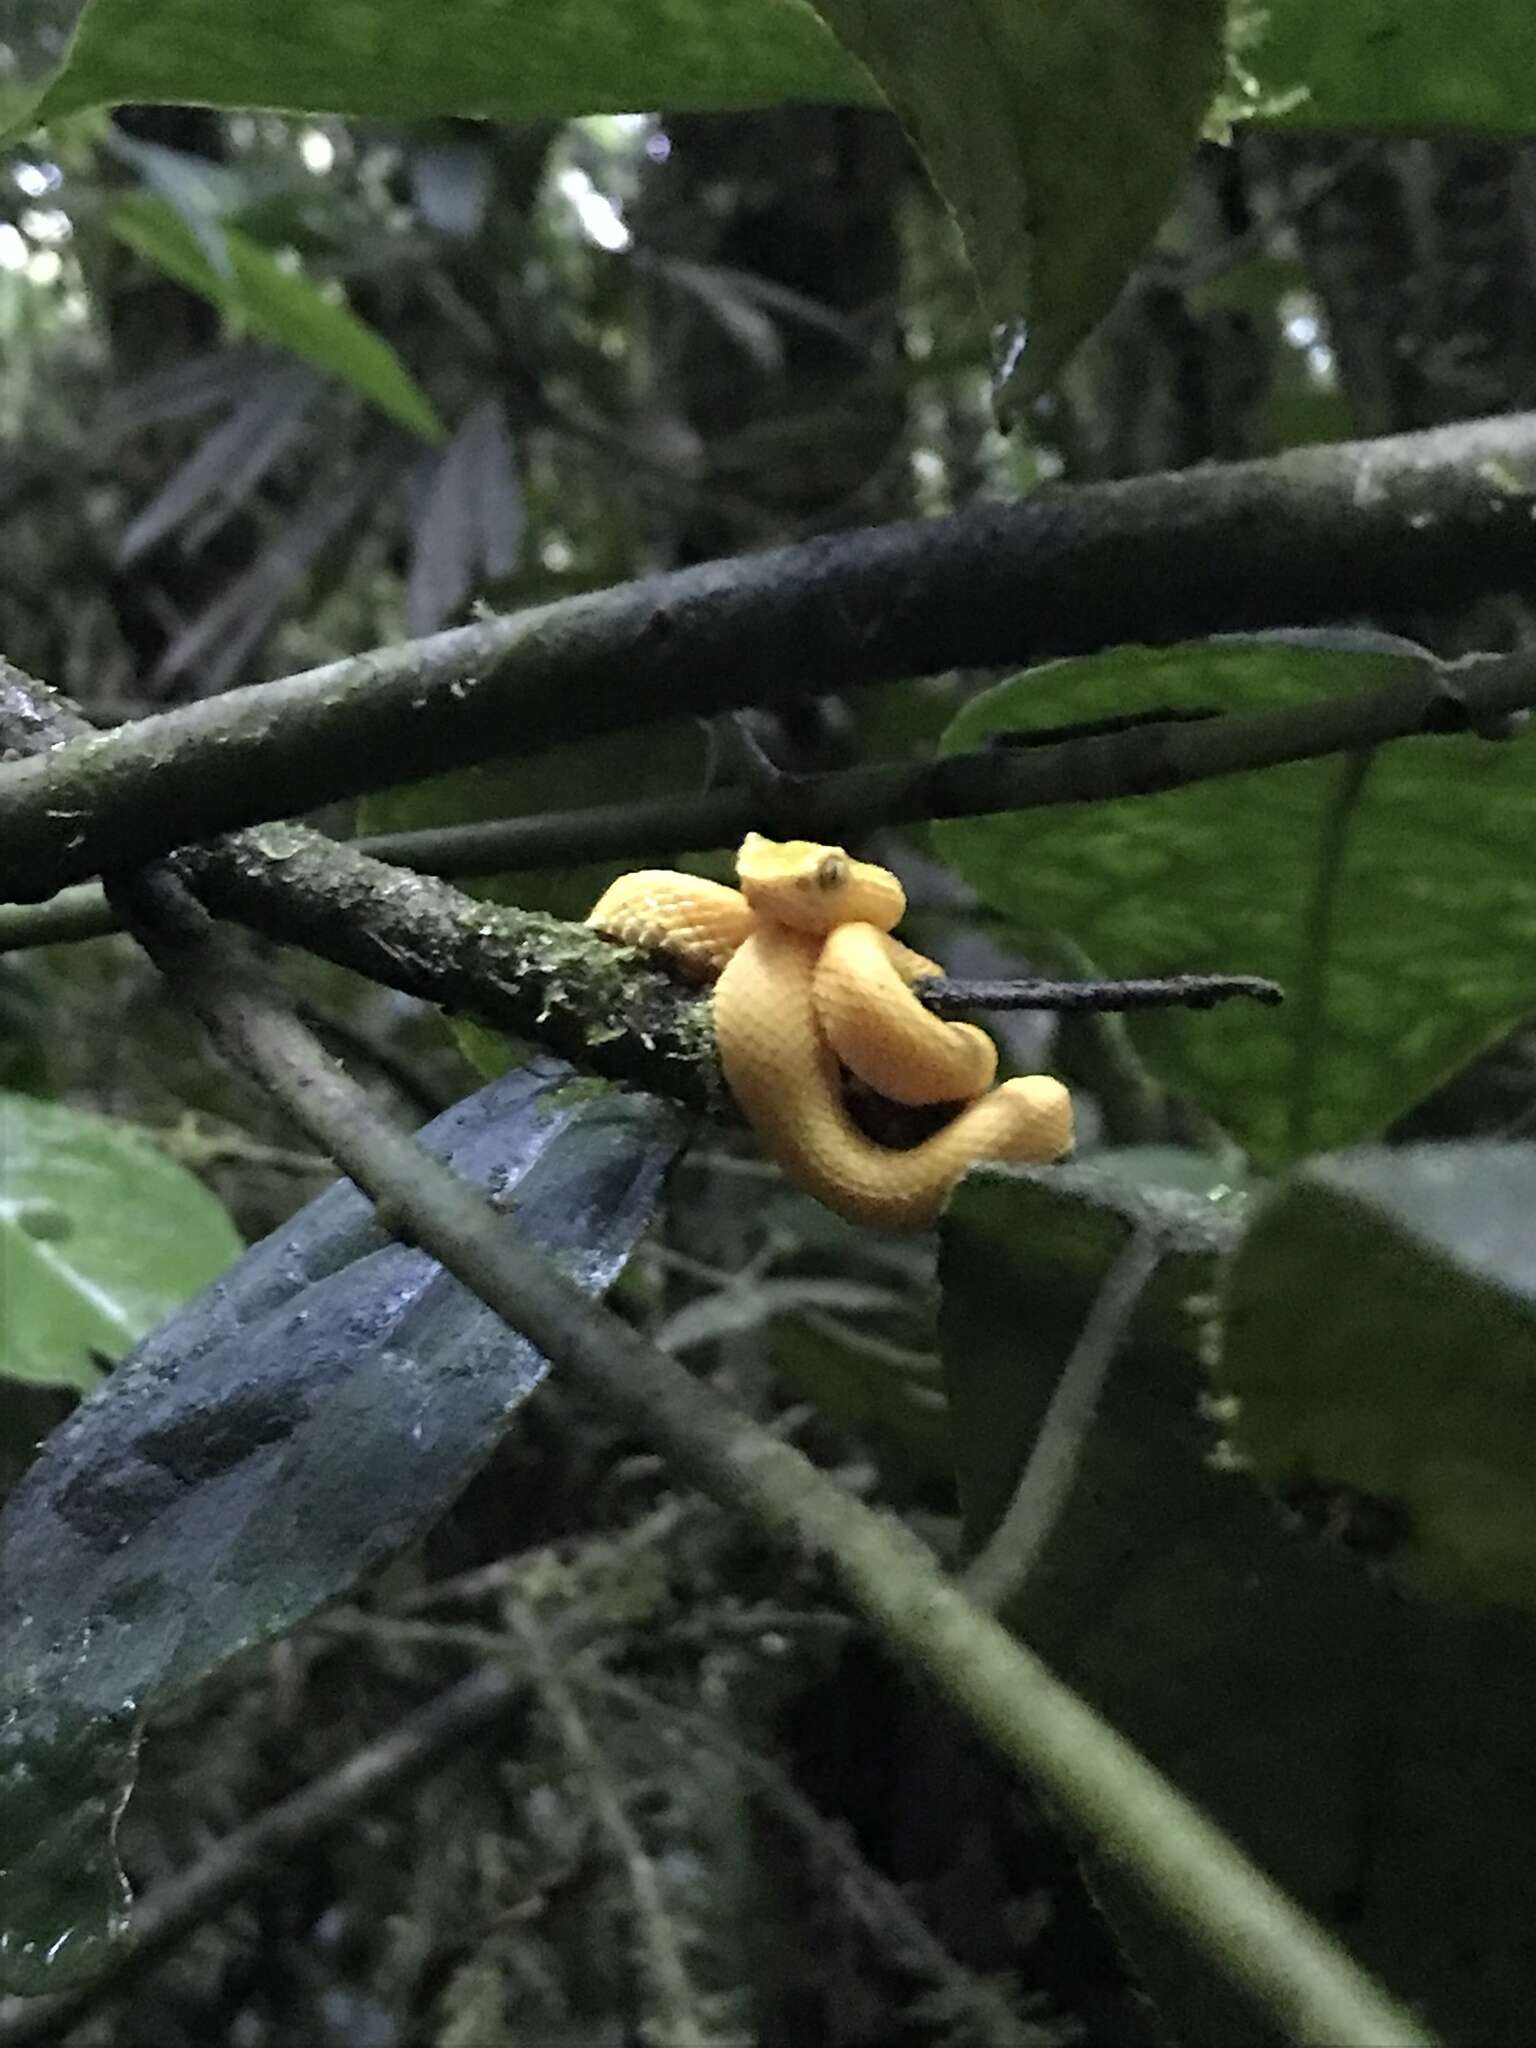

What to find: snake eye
left=815, top=853, right=848, bottom=892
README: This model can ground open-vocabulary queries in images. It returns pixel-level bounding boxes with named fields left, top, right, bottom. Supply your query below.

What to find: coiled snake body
left=588, top=834, right=1073, bottom=1230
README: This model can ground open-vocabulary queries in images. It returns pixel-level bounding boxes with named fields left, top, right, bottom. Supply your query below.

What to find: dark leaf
left=0, top=1058, right=683, bottom=1993
left=1220, top=1141, right=1536, bottom=1615
left=100, top=346, right=290, bottom=442
left=939, top=1155, right=1536, bottom=2045
left=151, top=443, right=403, bottom=693
left=405, top=398, right=523, bottom=633
left=409, top=133, right=493, bottom=238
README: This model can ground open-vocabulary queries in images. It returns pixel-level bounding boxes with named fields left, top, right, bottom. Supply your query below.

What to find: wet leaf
left=804, top=0, right=1225, bottom=404
left=0, top=1059, right=683, bottom=1992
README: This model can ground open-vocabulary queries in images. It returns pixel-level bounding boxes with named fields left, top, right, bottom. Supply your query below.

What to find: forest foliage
left=1, top=4, right=1536, bottom=2045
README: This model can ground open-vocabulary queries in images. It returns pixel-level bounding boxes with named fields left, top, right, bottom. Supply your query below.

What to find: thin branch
left=3, top=409, right=1536, bottom=897
left=596, top=1672, right=1052, bottom=2048
left=963, top=1232, right=1165, bottom=1616
left=0, top=1665, right=522, bottom=2048
left=5, top=643, right=1535, bottom=959
left=98, top=843, right=1433, bottom=2047
left=508, top=1604, right=712, bottom=2048
left=919, top=972, right=1284, bottom=1015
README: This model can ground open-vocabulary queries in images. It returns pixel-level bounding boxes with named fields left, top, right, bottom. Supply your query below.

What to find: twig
left=3, top=409, right=1536, bottom=898
left=918, top=973, right=1283, bottom=1015
left=508, top=1603, right=712, bottom=2048
left=963, top=1233, right=1165, bottom=1615
left=394, top=1499, right=695, bottom=1614
left=0, top=1665, right=522, bottom=2047
left=596, top=1672, right=1053, bottom=2048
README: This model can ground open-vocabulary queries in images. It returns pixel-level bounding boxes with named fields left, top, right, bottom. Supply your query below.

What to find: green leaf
left=0, top=1059, right=683, bottom=1994
left=109, top=196, right=445, bottom=441
left=934, top=639, right=1536, bottom=1167
left=804, top=0, right=1225, bottom=403
left=29, top=0, right=865, bottom=133
left=0, top=1092, right=241, bottom=1393
left=1243, top=0, right=1536, bottom=135
left=1220, top=1141, right=1536, bottom=1616
left=939, top=1155, right=1536, bottom=2045
left=35, top=1, right=1222, bottom=405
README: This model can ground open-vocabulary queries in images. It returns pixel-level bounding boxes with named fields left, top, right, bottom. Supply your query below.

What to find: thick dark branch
left=6, top=645, right=1535, bottom=955
left=3, top=411, right=1536, bottom=900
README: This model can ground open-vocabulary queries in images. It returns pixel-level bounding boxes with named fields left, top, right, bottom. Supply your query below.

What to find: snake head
left=736, top=832, right=906, bottom=934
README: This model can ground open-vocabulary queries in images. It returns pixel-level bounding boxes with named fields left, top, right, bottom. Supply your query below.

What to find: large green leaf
left=935, top=639, right=1536, bottom=1167
left=0, top=1059, right=683, bottom=1995
left=109, top=196, right=445, bottom=441
left=804, top=0, right=1224, bottom=403
left=1245, top=0, right=1536, bottom=134
left=940, top=1159, right=1536, bottom=2044
left=28, top=0, right=863, bottom=132
left=24, top=0, right=1536, bottom=147
left=1221, top=1141, right=1536, bottom=1616
left=0, top=1092, right=242, bottom=1393
left=37, top=0, right=1223, bottom=402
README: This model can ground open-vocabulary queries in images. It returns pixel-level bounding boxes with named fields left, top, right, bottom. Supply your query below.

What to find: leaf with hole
left=935, top=638, right=1536, bottom=1166
left=0, top=1059, right=683, bottom=1994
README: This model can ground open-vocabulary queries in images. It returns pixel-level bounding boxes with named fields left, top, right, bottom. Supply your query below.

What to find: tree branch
left=2, top=410, right=1536, bottom=899
left=5, top=642, right=1534, bottom=957
left=176, top=823, right=723, bottom=1110
left=96, top=833, right=1433, bottom=2048
left=963, top=1232, right=1165, bottom=1615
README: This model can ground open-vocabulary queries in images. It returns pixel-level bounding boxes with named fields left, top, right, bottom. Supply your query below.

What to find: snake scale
left=588, top=834, right=1073, bottom=1229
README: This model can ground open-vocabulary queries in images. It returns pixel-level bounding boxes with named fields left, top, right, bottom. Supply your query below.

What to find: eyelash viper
left=587, top=833, right=1073, bottom=1230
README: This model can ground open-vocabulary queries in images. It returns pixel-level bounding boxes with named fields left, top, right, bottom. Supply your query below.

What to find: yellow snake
left=587, top=834, right=1073, bottom=1230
